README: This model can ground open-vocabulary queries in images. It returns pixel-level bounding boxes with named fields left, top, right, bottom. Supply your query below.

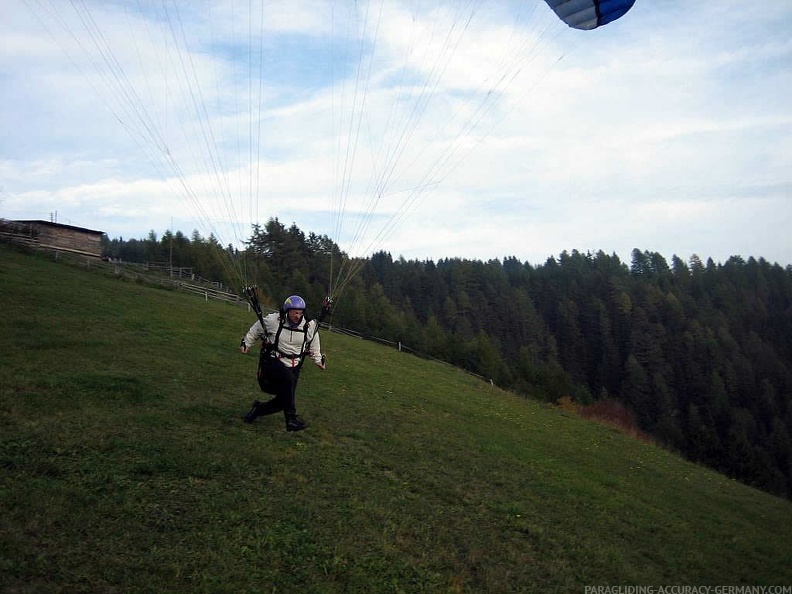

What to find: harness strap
left=264, top=314, right=313, bottom=368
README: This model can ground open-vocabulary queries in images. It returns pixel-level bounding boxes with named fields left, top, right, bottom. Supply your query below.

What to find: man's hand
left=239, top=337, right=249, bottom=354
left=316, top=354, right=327, bottom=370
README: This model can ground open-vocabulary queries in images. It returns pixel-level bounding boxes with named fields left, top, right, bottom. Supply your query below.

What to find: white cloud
left=2, top=0, right=791, bottom=268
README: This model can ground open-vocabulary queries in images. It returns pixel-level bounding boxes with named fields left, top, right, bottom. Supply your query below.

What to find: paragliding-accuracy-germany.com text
left=584, top=586, right=792, bottom=594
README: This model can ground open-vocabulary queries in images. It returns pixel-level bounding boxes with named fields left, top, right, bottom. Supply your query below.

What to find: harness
left=263, top=313, right=313, bottom=368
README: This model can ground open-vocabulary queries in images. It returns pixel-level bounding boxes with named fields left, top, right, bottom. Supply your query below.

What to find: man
left=240, top=295, right=326, bottom=431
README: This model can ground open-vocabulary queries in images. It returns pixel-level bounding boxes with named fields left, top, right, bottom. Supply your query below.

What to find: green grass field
left=2, top=244, right=791, bottom=593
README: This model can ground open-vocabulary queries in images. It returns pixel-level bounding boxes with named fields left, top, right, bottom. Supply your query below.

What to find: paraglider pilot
left=240, top=295, right=326, bottom=432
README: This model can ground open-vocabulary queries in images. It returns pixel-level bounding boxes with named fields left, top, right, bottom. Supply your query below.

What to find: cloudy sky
left=2, top=1, right=791, bottom=267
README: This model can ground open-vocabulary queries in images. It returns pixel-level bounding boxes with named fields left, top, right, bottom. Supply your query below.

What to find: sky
left=1, top=0, right=791, bottom=268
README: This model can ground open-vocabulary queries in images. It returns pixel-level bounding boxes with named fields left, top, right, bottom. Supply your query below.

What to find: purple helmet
left=283, top=295, right=306, bottom=311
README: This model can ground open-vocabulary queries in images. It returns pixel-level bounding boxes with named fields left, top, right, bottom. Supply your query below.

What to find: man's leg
left=245, top=357, right=287, bottom=423
left=280, top=368, right=306, bottom=432
left=243, top=397, right=284, bottom=423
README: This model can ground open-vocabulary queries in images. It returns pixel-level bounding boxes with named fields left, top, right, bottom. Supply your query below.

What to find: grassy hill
left=2, top=244, right=791, bottom=593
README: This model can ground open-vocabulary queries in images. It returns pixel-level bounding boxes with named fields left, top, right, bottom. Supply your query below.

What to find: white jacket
left=243, top=311, right=323, bottom=368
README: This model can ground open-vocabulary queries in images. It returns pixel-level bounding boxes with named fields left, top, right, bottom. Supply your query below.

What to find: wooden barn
left=2, top=220, right=105, bottom=257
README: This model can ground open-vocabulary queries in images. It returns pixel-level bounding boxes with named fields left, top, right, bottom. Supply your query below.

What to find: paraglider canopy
left=544, top=0, right=636, bottom=30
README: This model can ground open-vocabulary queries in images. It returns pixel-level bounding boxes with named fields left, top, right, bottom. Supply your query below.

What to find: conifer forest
left=104, top=218, right=792, bottom=499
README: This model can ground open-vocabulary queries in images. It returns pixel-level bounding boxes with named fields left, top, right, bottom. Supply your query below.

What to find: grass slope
left=1, top=245, right=791, bottom=593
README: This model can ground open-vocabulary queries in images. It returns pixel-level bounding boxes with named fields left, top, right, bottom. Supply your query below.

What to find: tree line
left=104, top=219, right=792, bottom=499
left=103, top=230, right=236, bottom=284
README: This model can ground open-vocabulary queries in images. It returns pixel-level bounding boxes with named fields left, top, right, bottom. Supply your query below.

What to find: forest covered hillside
left=2, top=243, right=791, bottom=591
left=103, top=219, right=792, bottom=499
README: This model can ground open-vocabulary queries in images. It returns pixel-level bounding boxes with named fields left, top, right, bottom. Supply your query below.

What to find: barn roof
left=13, top=220, right=105, bottom=236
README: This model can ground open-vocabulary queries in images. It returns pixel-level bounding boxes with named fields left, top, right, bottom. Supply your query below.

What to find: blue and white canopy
left=544, top=0, right=637, bottom=30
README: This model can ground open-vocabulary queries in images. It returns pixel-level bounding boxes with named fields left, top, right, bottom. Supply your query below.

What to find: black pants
left=257, top=354, right=301, bottom=417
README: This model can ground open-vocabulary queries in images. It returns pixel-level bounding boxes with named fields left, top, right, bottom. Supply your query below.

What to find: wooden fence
left=3, top=238, right=492, bottom=386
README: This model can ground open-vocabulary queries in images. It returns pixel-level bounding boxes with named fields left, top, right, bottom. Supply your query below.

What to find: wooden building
left=2, top=219, right=105, bottom=257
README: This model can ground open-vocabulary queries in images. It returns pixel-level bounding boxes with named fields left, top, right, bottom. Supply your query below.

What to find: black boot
left=285, top=413, right=307, bottom=432
left=245, top=398, right=283, bottom=423
left=243, top=400, right=262, bottom=423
